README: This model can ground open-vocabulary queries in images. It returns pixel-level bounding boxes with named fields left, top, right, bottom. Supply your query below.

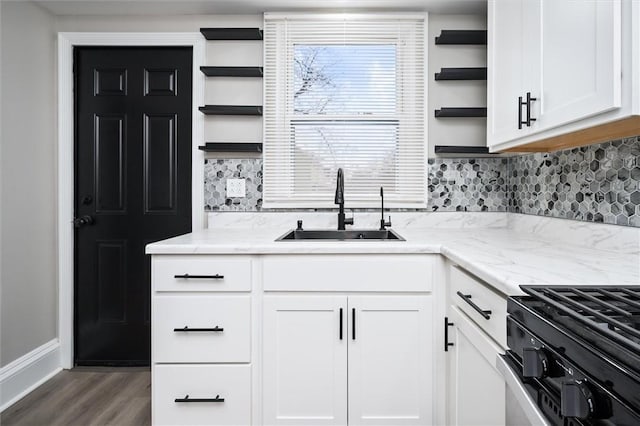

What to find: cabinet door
left=533, top=0, right=621, bottom=133
left=487, top=0, right=528, bottom=146
left=447, top=307, right=505, bottom=426
left=263, top=296, right=347, bottom=425
left=348, top=296, right=432, bottom=425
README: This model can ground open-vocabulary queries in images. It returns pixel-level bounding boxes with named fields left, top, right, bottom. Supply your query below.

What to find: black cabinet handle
left=519, top=92, right=537, bottom=129
left=444, top=317, right=454, bottom=352
left=518, top=95, right=527, bottom=129
left=339, top=308, right=343, bottom=340
left=352, top=308, right=356, bottom=340
left=525, top=92, right=537, bottom=127
left=456, top=291, right=492, bottom=320
left=174, top=394, right=225, bottom=403
left=173, top=326, right=224, bottom=332
left=174, top=274, right=224, bottom=279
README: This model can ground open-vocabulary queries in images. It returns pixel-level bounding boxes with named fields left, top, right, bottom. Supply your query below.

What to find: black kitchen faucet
left=335, top=168, right=354, bottom=230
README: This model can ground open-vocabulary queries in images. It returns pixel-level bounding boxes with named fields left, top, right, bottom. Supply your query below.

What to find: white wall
left=428, top=14, right=487, bottom=156
left=0, top=1, right=57, bottom=367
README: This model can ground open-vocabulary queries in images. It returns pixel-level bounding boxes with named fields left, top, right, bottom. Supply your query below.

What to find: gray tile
left=507, top=136, right=640, bottom=227
left=199, top=135, right=640, bottom=228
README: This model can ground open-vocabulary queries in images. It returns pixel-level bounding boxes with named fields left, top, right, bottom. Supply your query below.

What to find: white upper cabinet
left=487, top=0, right=528, bottom=144
left=488, top=0, right=623, bottom=151
left=534, top=0, right=621, bottom=131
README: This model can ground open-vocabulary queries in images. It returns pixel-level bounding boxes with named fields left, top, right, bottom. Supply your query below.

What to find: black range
left=504, top=285, right=640, bottom=426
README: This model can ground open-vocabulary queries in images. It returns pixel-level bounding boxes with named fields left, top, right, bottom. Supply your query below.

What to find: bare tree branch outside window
left=291, top=44, right=399, bottom=192
left=293, top=46, right=337, bottom=114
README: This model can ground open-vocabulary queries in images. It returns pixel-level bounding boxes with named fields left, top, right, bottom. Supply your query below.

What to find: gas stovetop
left=517, top=285, right=640, bottom=371
left=506, top=285, right=640, bottom=425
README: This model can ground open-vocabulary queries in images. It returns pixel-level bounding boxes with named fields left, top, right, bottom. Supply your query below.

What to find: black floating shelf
left=435, top=67, right=487, bottom=81
left=199, top=105, right=263, bottom=116
left=435, top=107, right=487, bottom=118
left=198, top=142, right=263, bottom=153
left=200, top=66, right=263, bottom=77
left=435, top=145, right=493, bottom=155
left=200, top=28, right=263, bottom=40
left=435, top=30, right=487, bottom=45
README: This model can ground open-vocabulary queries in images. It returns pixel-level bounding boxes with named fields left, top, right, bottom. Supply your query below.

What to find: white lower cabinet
left=151, top=254, right=253, bottom=426
left=263, top=295, right=433, bottom=426
left=150, top=252, right=437, bottom=426
left=446, top=262, right=507, bottom=426
left=263, top=296, right=348, bottom=426
left=447, top=307, right=505, bottom=426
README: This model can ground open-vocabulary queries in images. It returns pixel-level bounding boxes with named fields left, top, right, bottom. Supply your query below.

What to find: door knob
left=73, top=215, right=95, bottom=228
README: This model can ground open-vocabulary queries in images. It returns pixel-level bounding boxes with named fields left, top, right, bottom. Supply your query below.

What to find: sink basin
left=276, top=229, right=405, bottom=241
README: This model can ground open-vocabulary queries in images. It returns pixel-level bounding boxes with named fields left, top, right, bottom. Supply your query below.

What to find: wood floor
left=1, top=368, right=151, bottom=426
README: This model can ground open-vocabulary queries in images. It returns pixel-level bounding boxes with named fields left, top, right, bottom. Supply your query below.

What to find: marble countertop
left=146, top=224, right=640, bottom=296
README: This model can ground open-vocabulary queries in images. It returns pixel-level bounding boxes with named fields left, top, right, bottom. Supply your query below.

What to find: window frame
left=263, top=13, right=428, bottom=209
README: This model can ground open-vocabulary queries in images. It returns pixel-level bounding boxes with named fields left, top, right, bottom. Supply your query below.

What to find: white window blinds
left=263, top=14, right=426, bottom=208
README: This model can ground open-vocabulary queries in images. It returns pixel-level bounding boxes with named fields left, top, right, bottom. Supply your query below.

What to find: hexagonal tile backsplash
left=204, top=136, right=640, bottom=227
left=204, top=159, right=263, bottom=211
left=508, top=136, right=640, bottom=227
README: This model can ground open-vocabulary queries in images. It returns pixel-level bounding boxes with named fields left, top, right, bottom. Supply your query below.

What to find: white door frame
left=57, top=32, right=206, bottom=369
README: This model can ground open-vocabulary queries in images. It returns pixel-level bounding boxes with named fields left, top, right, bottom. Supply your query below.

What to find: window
left=264, top=14, right=426, bottom=208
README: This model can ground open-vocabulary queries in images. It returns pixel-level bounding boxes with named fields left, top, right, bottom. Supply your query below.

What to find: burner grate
left=520, top=286, right=640, bottom=354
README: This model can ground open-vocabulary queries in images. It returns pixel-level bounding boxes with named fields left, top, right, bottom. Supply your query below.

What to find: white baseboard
left=0, top=339, right=62, bottom=412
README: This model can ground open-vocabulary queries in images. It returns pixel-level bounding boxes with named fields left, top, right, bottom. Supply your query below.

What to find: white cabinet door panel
left=447, top=307, right=505, bottom=426
left=536, top=0, right=621, bottom=131
left=263, top=296, right=347, bottom=426
left=348, top=296, right=432, bottom=426
left=488, top=0, right=528, bottom=145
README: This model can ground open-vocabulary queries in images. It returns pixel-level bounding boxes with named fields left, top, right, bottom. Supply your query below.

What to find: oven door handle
left=495, top=354, right=551, bottom=426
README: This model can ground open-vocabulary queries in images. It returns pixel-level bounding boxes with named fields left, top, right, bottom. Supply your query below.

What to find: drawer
left=263, top=254, right=434, bottom=292
left=153, top=364, right=251, bottom=426
left=153, top=255, right=251, bottom=292
left=153, top=295, right=250, bottom=363
left=449, top=265, right=507, bottom=349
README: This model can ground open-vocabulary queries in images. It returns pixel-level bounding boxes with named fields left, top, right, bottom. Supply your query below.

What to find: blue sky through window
left=293, top=44, right=397, bottom=115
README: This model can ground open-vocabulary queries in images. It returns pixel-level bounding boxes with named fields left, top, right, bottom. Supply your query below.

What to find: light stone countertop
left=146, top=223, right=640, bottom=296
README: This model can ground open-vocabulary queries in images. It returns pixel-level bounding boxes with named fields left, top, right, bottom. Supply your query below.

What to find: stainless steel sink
left=276, top=229, right=405, bottom=241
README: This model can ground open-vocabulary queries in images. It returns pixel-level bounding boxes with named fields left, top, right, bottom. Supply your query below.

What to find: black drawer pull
left=456, top=291, right=492, bottom=319
left=175, top=394, right=225, bottom=403
left=174, top=274, right=224, bottom=279
left=174, top=326, right=224, bottom=332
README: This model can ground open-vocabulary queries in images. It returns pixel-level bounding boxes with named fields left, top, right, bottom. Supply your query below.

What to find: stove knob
left=561, top=380, right=595, bottom=419
left=522, top=347, right=550, bottom=378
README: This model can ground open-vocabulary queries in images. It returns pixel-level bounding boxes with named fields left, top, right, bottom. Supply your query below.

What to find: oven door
left=495, top=354, right=550, bottom=426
